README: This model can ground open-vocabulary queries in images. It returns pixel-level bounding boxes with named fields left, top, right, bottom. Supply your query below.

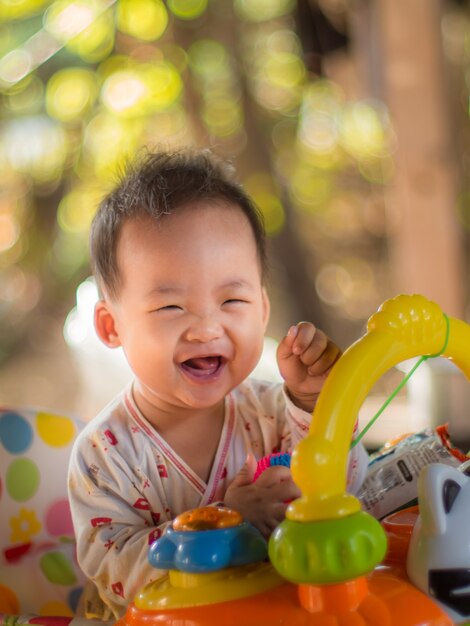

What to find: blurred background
left=0, top=0, right=469, bottom=450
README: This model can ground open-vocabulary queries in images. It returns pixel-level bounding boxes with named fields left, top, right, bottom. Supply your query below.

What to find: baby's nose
left=185, top=314, right=223, bottom=343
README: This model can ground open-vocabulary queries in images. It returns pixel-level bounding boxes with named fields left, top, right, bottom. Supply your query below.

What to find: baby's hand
left=276, top=322, right=341, bottom=413
left=223, top=456, right=300, bottom=538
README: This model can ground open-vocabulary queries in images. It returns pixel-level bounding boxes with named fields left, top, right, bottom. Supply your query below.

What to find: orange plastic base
left=117, top=567, right=453, bottom=626
left=381, top=505, right=420, bottom=568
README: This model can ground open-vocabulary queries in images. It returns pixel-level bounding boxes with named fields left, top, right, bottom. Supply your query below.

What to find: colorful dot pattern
left=0, top=408, right=88, bottom=617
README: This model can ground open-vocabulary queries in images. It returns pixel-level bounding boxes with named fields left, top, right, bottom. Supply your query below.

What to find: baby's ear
left=94, top=300, right=121, bottom=348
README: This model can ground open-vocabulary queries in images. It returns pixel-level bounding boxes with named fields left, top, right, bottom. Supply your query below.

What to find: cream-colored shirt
left=68, top=378, right=367, bottom=618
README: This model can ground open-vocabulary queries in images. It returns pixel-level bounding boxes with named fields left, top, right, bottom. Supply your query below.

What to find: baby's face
left=101, top=200, right=270, bottom=415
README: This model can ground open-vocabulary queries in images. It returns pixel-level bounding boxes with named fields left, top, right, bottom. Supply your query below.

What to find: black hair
left=90, top=148, right=267, bottom=298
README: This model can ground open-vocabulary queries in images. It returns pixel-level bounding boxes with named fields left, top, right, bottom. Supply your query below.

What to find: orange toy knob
left=173, top=506, right=243, bottom=531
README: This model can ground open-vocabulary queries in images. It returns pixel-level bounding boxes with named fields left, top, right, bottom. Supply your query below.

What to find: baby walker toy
left=116, top=294, right=470, bottom=626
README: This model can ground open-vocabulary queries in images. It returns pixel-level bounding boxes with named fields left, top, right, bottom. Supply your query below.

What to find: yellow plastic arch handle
left=287, top=294, right=470, bottom=522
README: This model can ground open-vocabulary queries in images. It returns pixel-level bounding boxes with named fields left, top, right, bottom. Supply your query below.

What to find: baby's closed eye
left=159, top=305, right=183, bottom=310
left=223, top=298, right=249, bottom=305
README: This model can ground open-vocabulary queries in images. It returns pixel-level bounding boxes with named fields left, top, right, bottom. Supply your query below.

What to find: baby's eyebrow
left=145, top=285, right=184, bottom=298
left=145, top=279, right=254, bottom=300
left=219, top=279, right=253, bottom=290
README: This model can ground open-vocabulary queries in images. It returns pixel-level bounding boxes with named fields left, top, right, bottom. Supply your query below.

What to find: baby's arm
left=68, top=455, right=170, bottom=613
left=276, top=324, right=369, bottom=490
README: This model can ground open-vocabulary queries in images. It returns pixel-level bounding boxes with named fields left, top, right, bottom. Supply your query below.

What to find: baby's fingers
left=255, top=465, right=292, bottom=487
left=259, top=502, right=291, bottom=537
left=290, top=322, right=317, bottom=356
left=270, top=479, right=301, bottom=503
left=304, top=339, right=341, bottom=376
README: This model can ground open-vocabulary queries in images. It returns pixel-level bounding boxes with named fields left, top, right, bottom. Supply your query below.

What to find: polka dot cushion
left=0, top=407, right=88, bottom=617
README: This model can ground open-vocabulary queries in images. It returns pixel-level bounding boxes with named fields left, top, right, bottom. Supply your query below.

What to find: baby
left=67, top=148, right=368, bottom=619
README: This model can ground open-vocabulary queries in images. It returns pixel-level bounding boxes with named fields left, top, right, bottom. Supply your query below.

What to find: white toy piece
left=407, top=462, right=470, bottom=623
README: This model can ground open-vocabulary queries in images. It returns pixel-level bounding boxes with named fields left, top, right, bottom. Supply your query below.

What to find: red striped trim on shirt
left=204, top=393, right=235, bottom=505
left=123, top=393, right=206, bottom=495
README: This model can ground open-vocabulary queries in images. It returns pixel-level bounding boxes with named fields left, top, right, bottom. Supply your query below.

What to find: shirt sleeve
left=68, top=433, right=171, bottom=617
left=246, top=379, right=368, bottom=494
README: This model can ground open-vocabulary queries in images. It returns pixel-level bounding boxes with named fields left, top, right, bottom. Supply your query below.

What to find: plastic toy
left=253, top=451, right=291, bottom=481
left=407, top=463, right=470, bottom=623
left=116, top=294, right=470, bottom=626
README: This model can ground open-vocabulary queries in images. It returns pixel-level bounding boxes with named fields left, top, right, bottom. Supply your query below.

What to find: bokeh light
left=290, top=165, right=333, bottom=212
left=57, top=186, right=100, bottom=235
left=82, top=111, right=143, bottom=177
left=46, top=67, right=97, bottom=122
left=244, top=172, right=285, bottom=236
left=1, top=116, right=67, bottom=183
left=188, top=38, right=228, bottom=77
left=187, top=38, right=242, bottom=141
left=0, top=265, right=41, bottom=315
left=44, top=1, right=96, bottom=41
left=44, top=1, right=115, bottom=63
left=64, top=10, right=115, bottom=63
left=340, top=101, right=389, bottom=159
left=201, top=98, right=243, bottom=138
left=248, top=33, right=306, bottom=113
left=167, top=0, right=208, bottom=20
left=0, top=214, right=20, bottom=252
left=144, top=105, right=193, bottom=145
left=101, top=61, right=182, bottom=116
left=298, top=81, right=342, bottom=154
left=315, top=257, right=377, bottom=319
left=3, top=76, right=44, bottom=114
left=0, top=48, right=32, bottom=85
left=101, top=68, right=148, bottom=115
left=116, top=0, right=168, bottom=41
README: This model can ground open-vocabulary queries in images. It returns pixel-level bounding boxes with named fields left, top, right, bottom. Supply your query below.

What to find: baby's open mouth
left=180, top=356, right=225, bottom=379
